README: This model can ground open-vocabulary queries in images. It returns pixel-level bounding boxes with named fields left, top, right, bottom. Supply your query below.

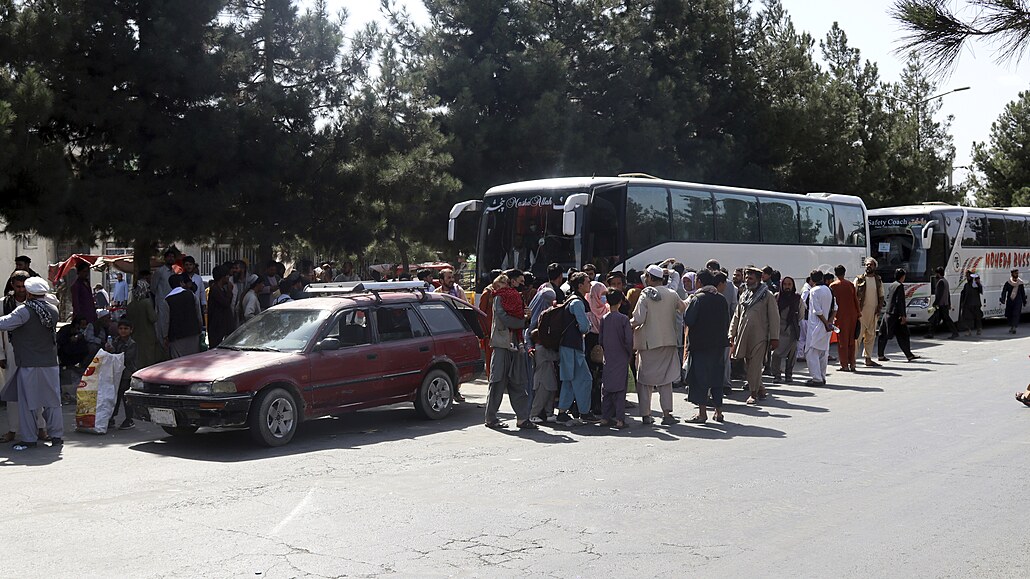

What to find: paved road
left=2, top=322, right=1029, bottom=578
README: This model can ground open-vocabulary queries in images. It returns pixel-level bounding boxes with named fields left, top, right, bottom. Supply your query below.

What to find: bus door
left=586, top=184, right=626, bottom=274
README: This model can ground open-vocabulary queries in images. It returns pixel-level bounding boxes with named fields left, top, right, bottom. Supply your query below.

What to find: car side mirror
left=315, top=338, right=341, bottom=351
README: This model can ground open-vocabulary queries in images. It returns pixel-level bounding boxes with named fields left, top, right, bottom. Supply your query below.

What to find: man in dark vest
left=0, top=276, right=63, bottom=450
left=158, top=274, right=203, bottom=359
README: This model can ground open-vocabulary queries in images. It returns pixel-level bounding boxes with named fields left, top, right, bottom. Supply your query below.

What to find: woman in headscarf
left=586, top=280, right=609, bottom=415
left=959, top=271, right=983, bottom=336
left=770, top=276, right=801, bottom=384
left=1001, top=268, right=1026, bottom=334
left=125, top=279, right=163, bottom=368
left=682, top=270, right=697, bottom=296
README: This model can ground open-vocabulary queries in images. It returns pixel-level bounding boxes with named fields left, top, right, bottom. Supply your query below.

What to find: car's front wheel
left=248, top=387, right=299, bottom=447
left=414, top=369, right=453, bottom=420
left=161, top=425, right=199, bottom=437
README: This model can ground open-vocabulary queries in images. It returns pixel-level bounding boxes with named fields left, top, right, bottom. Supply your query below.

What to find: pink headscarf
left=587, top=281, right=609, bottom=334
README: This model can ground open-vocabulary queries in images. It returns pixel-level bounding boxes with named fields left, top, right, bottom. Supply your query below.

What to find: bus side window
left=1005, top=215, right=1029, bottom=247
left=988, top=216, right=1008, bottom=247
left=714, top=192, right=760, bottom=242
left=759, top=198, right=800, bottom=244
left=798, top=201, right=836, bottom=245
left=962, top=213, right=988, bottom=247
left=671, top=188, right=715, bottom=241
left=833, top=203, right=866, bottom=247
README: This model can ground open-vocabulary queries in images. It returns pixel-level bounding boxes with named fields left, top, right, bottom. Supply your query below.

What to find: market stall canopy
left=48, top=254, right=137, bottom=283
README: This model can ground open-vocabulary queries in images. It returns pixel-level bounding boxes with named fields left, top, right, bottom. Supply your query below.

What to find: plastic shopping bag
left=76, top=349, right=125, bottom=434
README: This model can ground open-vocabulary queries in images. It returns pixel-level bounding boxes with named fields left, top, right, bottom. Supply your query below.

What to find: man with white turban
left=0, top=277, right=63, bottom=450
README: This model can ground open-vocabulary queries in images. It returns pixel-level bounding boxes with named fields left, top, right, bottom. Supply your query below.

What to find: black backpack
left=535, top=297, right=574, bottom=350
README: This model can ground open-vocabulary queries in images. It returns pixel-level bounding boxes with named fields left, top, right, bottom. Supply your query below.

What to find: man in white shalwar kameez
left=1, top=271, right=47, bottom=442
left=804, top=270, right=835, bottom=386
left=0, top=277, right=63, bottom=450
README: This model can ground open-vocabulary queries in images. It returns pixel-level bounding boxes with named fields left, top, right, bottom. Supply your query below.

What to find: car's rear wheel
left=414, top=369, right=453, bottom=420
left=248, top=387, right=299, bottom=447
left=161, top=425, right=199, bottom=437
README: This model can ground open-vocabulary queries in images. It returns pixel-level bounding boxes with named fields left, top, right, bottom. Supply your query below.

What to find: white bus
left=448, top=175, right=869, bottom=288
left=868, top=203, right=1030, bottom=322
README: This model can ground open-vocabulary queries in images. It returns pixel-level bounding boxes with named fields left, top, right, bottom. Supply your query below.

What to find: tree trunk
left=393, top=233, right=410, bottom=275
left=258, top=242, right=274, bottom=268
left=133, top=238, right=155, bottom=276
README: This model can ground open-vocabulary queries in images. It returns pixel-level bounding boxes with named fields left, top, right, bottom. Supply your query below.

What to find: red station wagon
left=126, top=282, right=485, bottom=446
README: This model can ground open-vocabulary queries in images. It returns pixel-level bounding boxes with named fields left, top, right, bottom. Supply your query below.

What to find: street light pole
left=912, top=86, right=971, bottom=154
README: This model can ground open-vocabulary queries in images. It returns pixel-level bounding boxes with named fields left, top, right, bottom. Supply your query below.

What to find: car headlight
left=188, top=381, right=237, bottom=395
left=908, top=297, right=930, bottom=309
left=130, top=377, right=144, bottom=391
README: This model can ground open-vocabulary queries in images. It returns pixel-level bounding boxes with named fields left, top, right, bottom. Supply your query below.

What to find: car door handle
left=419, top=346, right=430, bottom=352
left=366, top=354, right=378, bottom=360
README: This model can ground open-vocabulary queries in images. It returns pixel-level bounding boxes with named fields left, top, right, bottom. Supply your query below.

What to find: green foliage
left=969, top=90, right=1030, bottom=207
left=0, top=0, right=966, bottom=262
left=338, top=10, right=460, bottom=270
left=892, top=0, right=1030, bottom=74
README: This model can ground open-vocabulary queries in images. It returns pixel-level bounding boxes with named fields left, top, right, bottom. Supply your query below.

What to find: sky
left=330, top=0, right=1027, bottom=178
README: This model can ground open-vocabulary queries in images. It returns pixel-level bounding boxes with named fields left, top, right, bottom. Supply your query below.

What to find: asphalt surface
left=2, top=321, right=1029, bottom=578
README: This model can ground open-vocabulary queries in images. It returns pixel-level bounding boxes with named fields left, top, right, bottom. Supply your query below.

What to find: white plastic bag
left=75, top=349, right=125, bottom=434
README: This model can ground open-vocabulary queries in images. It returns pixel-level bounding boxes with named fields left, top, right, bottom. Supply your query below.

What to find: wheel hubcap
left=427, top=377, right=452, bottom=412
left=266, top=397, right=295, bottom=438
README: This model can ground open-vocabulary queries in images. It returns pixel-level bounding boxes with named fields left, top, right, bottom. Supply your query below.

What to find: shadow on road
left=0, top=442, right=64, bottom=467
left=542, top=415, right=787, bottom=440
left=818, top=383, right=885, bottom=393
left=758, top=397, right=830, bottom=413
left=126, top=395, right=498, bottom=463
left=766, top=388, right=817, bottom=398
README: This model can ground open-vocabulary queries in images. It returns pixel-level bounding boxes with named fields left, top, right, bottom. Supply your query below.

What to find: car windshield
left=219, top=309, right=331, bottom=353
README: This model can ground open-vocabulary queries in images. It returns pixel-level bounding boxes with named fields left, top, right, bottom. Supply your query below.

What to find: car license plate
left=149, top=408, right=176, bottom=426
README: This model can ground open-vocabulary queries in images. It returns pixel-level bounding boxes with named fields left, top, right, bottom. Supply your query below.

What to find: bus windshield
left=869, top=214, right=933, bottom=283
left=479, top=191, right=578, bottom=281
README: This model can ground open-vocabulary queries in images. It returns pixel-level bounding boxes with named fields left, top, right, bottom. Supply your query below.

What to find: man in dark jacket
left=924, top=266, right=959, bottom=340
left=158, top=274, right=203, bottom=359
left=683, top=269, right=730, bottom=423
left=878, top=269, right=919, bottom=362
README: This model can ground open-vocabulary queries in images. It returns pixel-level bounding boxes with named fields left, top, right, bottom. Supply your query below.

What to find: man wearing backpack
left=556, top=272, right=596, bottom=424
left=527, top=264, right=564, bottom=422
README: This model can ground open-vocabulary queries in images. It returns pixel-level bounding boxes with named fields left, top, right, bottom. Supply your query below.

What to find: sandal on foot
left=713, top=413, right=725, bottom=423
left=746, top=396, right=757, bottom=405
left=685, top=415, right=707, bottom=424
left=0, top=432, right=14, bottom=443
left=484, top=421, right=508, bottom=430
left=516, top=420, right=538, bottom=430
left=614, top=421, right=625, bottom=429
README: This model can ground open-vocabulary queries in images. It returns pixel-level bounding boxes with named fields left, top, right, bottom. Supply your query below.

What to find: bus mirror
left=447, top=200, right=483, bottom=241
left=561, top=193, right=590, bottom=236
left=921, top=220, right=939, bottom=250
left=563, top=211, right=576, bottom=236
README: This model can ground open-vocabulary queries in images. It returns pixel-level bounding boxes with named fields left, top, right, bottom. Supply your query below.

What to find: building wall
left=0, top=228, right=57, bottom=284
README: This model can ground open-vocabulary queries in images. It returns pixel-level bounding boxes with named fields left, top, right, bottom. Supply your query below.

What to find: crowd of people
left=0, top=249, right=472, bottom=449
left=1, top=246, right=1026, bottom=449
left=477, top=257, right=1029, bottom=430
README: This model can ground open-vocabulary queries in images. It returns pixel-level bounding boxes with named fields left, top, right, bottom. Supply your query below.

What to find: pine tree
left=969, top=90, right=1030, bottom=207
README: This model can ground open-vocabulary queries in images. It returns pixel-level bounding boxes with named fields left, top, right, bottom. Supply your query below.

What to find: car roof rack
left=301, top=281, right=432, bottom=304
